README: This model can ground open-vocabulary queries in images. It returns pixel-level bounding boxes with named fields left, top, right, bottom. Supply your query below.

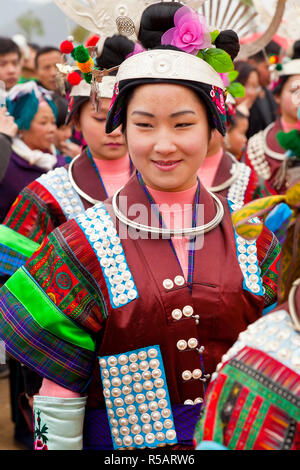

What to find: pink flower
left=126, top=43, right=146, bottom=59
left=161, top=6, right=211, bottom=55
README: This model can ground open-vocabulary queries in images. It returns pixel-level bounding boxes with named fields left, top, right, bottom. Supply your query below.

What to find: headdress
left=6, top=81, right=57, bottom=130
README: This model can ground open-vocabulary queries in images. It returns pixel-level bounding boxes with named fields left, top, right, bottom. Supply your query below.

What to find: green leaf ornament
left=227, top=82, right=245, bottom=98
left=198, top=48, right=234, bottom=73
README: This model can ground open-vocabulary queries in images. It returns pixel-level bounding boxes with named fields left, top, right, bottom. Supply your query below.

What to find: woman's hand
left=0, top=107, right=18, bottom=138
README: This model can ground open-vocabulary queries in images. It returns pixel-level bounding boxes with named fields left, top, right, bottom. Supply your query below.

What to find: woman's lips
left=106, top=143, right=122, bottom=147
left=152, top=160, right=182, bottom=171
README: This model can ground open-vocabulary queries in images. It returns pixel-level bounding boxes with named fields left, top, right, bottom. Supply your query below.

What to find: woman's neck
left=92, top=152, right=130, bottom=175
left=281, top=116, right=299, bottom=132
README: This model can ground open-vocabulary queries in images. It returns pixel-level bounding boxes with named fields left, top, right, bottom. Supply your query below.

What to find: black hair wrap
left=214, top=30, right=240, bottom=61
left=138, top=2, right=183, bottom=49
left=97, top=35, right=135, bottom=72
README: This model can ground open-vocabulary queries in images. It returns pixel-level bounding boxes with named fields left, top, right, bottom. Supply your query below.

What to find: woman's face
left=54, top=123, right=72, bottom=150
left=126, top=83, right=210, bottom=192
left=227, top=116, right=248, bottom=158
left=236, top=71, right=261, bottom=108
left=21, top=101, right=56, bottom=152
left=76, top=98, right=127, bottom=160
left=279, top=74, right=300, bottom=123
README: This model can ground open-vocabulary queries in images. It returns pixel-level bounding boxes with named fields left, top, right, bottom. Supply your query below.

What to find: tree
left=71, top=25, right=90, bottom=44
left=17, top=10, right=44, bottom=42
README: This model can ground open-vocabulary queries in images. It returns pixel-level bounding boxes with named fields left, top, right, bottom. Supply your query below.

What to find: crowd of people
left=0, top=0, right=299, bottom=452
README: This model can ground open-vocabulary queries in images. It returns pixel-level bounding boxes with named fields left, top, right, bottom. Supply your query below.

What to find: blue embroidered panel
left=76, top=202, right=138, bottom=309
left=37, top=167, right=85, bottom=220
left=98, top=345, right=178, bottom=450
left=228, top=199, right=263, bottom=297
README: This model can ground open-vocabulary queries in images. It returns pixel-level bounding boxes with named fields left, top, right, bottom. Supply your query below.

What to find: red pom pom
left=60, top=40, right=74, bottom=54
left=85, top=34, right=100, bottom=47
left=67, top=71, right=82, bottom=86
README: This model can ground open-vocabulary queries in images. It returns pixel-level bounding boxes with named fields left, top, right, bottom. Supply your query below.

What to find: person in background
left=247, top=44, right=279, bottom=138
left=225, top=110, right=249, bottom=161
left=0, top=37, right=22, bottom=92
left=35, top=46, right=64, bottom=93
left=18, top=43, right=40, bottom=84
left=52, top=93, right=81, bottom=162
left=246, top=58, right=300, bottom=195
left=234, top=61, right=261, bottom=119
left=0, top=81, right=65, bottom=223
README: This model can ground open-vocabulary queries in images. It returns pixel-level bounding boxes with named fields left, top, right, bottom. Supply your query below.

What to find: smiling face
left=279, top=75, right=300, bottom=123
left=125, top=83, right=211, bottom=192
left=21, top=101, right=56, bottom=152
left=76, top=98, right=127, bottom=160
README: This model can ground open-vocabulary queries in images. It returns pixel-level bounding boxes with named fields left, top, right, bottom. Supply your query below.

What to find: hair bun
left=97, top=34, right=135, bottom=71
left=215, top=30, right=240, bottom=61
left=138, top=1, right=183, bottom=49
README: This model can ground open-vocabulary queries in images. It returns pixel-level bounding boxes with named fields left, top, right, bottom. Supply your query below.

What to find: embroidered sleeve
left=0, top=219, right=108, bottom=393
left=256, top=225, right=281, bottom=310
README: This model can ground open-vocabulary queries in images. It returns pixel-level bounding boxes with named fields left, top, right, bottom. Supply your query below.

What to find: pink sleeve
left=38, top=378, right=81, bottom=398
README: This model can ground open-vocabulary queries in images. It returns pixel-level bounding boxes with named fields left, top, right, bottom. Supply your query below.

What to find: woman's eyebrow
left=170, top=110, right=196, bottom=118
left=131, top=110, right=196, bottom=117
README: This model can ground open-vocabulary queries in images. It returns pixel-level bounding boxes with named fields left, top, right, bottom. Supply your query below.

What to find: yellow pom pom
left=77, top=57, right=94, bottom=74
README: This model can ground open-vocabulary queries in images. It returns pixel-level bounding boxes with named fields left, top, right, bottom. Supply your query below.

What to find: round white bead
left=192, top=369, right=202, bottom=379
left=182, top=370, right=192, bottom=381
left=174, top=275, right=185, bottom=286
left=188, top=338, right=198, bottom=349
left=172, top=309, right=182, bottom=320
left=183, top=305, right=194, bottom=317
left=177, top=340, right=187, bottom=351
left=163, top=279, right=174, bottom=290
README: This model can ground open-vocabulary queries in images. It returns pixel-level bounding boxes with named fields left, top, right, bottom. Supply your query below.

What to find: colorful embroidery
left=34, top=409, right=49, bottom=450
left=194, top=345, right=300, bottom=450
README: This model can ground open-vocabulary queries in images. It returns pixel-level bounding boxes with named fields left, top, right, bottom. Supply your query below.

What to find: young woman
left=0, top=35, right=135, bottom=282
left=0, top=3, right=280, bottom=451
left=246, top=59, right=300, bottom=194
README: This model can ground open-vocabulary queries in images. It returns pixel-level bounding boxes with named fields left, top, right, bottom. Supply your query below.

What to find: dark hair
left=52, top=93, right=69, bottom=127
left=292, top=40, right=300, bottom=59
left=138, top=2, right=239, bottom=60
left=234, top=60, right=258, bottom=86
left=28, top=42, right=40, bottom=53
left=273, top=75, right=292, bottom=96
left=35, top=46, right=61, bottom=69
left=96, top=35, right=135, bottom=72
left=138, top=1, right=184, bottom=49
left=248, top=41, right=280, bottom=63
left=227, top=109, right=248, bottom=129
left=0, top=37, right=21, bottom=59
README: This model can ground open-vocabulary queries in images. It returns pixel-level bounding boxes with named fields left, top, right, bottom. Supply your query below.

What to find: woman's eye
left=93, top=117, right=106, bottom=122
left=135, top=122, right=153, bottom=128
left=175, top=122, right=193, bottom=128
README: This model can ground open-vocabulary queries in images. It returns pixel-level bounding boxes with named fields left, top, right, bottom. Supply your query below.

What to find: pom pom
left=275, top=63, right=283, bottom=71
left=67, top=71, right=82, bottom=86
left=277, top=129, right=300, bottom=159
left=60, top=40, right=74, bottom=54
left=83, top=72, right=92, bottom=84
left=85, top=34, right=100, bottom=47
left=77, top=57, right=94, bottom=74
left=73, top=45, right=90, bottom=64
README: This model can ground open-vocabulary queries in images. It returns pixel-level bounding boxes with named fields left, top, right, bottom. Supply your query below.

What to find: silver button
left=184, top=399, right=194, bottom=405
left=192, top=369, right=202, bottom=379
left=183, top=305, right=194, bottom=317
left=174, top=275, right=185, bottom=286
left=172, top=309, right=182, bottom=320
left=182, top=370, right=192, bottom=381
left=163, top=279, right=174, bottom=290
left=177, top=340, right=187, bottom=351
left=188, top=338, right=198, bottom=349
left=194, top=397, right=203, bottom=404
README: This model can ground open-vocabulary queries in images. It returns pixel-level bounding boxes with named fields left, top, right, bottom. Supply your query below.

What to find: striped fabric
left=0, top=283, right=96, bottom=393
left=0, top=243, right=28, bottom=277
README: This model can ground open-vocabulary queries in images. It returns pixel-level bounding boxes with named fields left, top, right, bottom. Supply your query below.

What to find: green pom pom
left=83, top=72, right=92, bottom=84
left=277, top=130, right=300, bottom=159
left=275, top=63, right=283, bottom=71
left=71, top=49, right=76, bottom=60
left=73, top=45, right=90, bottom=63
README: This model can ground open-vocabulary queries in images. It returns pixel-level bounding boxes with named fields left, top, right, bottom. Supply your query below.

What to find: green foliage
left=198, top=48, right=234, bottom=73
left=228, top=70, right=239, bottom=82
left=227, top=82, right=245, bottom=98
left=71, top=25, right=90, bottom=44
left=210, top=30, right=220, bottom=44
left=17, top=10, right=44, bottom=42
